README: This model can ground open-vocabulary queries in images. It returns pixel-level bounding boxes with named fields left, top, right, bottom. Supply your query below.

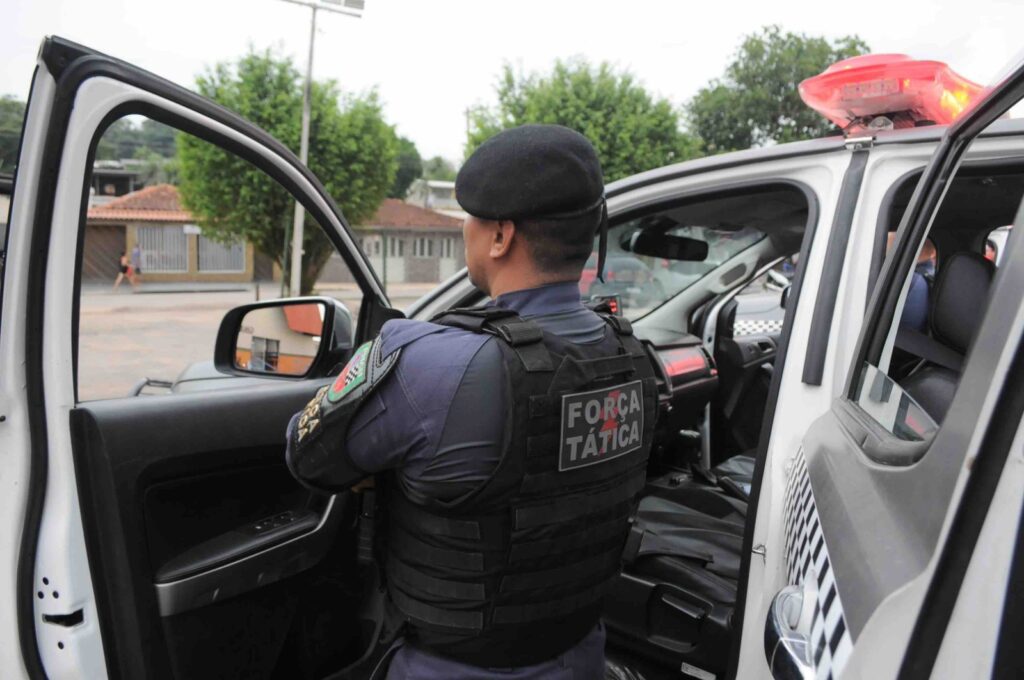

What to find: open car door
left=736, top=55, right=1024, bottom=678
left=3, top=37, right=399, bottom=679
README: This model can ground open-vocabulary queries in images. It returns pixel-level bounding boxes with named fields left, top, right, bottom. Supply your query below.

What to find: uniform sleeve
left=284, top=320, right=488, bottom=492
left=284, top=367, right=422, bottom=492
left=284, top=324, right=427, bottom=493
left=344, top=367, right=427, bottom=474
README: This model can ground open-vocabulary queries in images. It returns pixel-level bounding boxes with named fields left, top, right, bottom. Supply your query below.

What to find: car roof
left=606, top=118, right=1024, bottom=199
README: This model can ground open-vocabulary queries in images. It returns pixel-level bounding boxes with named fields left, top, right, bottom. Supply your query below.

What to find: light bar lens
left=800, top=54, right=985, bottom=132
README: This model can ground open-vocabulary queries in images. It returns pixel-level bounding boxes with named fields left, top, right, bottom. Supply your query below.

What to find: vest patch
left=559, top=379, right=644, bottom=471
left=328, top=341, right=371, bottom=402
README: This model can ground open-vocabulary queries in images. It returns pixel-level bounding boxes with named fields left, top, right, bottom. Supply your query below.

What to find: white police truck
left=1, top=38, right=1022, bottom=680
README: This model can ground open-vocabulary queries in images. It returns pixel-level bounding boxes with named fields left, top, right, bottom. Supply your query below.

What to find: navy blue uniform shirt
left=347, top=281, right=607, bottom=679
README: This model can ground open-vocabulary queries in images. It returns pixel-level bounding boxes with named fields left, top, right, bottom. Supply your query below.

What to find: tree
left=389, top=136, right=422, bottom=198
left=134, top=147, right=180, bottom=186
left=96, top=117, right=178, bottom=160
left=177, top=49, right=398, bottom=293
left=422, top=155, right=456, bottom=181
left=467, top=59, right=699, bottom=182
left=0, top=96, right=26, bottom=174
left=687, top=26, right=870, bottom=154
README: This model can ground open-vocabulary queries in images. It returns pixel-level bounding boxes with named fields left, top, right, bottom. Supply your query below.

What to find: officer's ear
left=490, top=220, right=517, bottom=259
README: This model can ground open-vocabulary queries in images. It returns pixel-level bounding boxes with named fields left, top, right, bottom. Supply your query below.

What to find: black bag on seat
left=604, top=471, right=747, bottom=676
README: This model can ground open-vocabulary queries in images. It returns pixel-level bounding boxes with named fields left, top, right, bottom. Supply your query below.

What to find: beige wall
left=124, top=223, right=255, bottom=283
left=318, top=226, right=465, bottom=286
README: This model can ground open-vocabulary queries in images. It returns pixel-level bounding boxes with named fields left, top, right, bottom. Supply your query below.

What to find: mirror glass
left=234, top=302, right=326, bottom=376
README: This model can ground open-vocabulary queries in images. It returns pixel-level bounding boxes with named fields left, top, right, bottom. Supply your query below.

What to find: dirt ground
left=78, top=282, right=437, bottom=401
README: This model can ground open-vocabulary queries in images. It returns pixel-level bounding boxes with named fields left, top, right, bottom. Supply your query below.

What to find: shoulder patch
left=328, top=341, right=373, bottom=402
left=293, top=337, right=401, bottom=450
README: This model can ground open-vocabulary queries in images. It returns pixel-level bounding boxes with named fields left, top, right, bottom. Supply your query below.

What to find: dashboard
left=643, top=337, right=718, bottom=435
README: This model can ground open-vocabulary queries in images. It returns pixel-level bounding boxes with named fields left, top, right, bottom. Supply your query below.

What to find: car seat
left=604, top=469, right=746, bottom=676
left=898, top=251, right=994, bottom=422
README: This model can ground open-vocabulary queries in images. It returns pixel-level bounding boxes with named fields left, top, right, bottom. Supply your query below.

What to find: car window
left=77, top=116, right=365, bottom=401
left=582, top=184, right=809, bottom=320
left=853, top=144, right=1023, bottom=440
left=582, top=223, right=762, bottom=321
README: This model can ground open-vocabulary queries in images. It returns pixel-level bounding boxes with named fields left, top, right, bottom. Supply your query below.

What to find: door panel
left=70, top=382, right=365, bottom=679
left=13, top=37, right=392, bottom=679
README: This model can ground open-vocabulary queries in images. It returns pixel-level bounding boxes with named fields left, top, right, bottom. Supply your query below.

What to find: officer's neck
left=487, top=269, right=577, bottom=299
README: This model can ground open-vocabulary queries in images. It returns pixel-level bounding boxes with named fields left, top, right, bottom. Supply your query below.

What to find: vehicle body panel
left=752, top=55, right=1024, bottom=680
left=4, top=37, right=393, bottom=680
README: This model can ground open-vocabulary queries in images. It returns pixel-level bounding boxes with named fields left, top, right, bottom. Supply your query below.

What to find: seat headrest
left=930, top=251, right=995, bottom=354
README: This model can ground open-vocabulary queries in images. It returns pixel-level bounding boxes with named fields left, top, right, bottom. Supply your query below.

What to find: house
left=84, top=184, right=264, bottom=283
left=81, top=185, right=462, bottom=287
left=404, top=179, right=465, bottom=218
left=318, top=198, right=465, bottom=286
left=89, top=159, right=146, bottom=205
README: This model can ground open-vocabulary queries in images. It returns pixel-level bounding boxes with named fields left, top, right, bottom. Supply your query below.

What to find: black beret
left=456, top=124, right=604, bottom=221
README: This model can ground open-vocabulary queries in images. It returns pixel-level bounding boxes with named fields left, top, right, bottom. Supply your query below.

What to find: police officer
left=286, top=124, right=658, bottom=678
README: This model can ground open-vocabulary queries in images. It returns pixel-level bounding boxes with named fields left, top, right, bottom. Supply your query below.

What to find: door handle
left=764, top=585, right=815, bottom=680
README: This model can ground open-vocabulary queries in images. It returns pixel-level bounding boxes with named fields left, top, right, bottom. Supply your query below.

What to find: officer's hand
left=351, top=476, right=376, bottom=493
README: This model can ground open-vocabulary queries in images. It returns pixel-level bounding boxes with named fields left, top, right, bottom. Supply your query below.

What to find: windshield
left=581, top=220, right=765, bottom=320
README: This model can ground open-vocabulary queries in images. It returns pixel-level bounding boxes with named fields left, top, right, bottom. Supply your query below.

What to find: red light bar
left=800, top=54, right=986, bottom=132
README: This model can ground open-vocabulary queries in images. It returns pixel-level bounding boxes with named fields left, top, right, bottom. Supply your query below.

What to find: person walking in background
left=130, top=243, right=143, bottom=287
left=113, top=251, right=137, bottom=291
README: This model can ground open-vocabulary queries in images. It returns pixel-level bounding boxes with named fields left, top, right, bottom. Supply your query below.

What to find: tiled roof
left=363, top=198, right=462, bottom=230
left=87, top=189, right=460, bottom=230
left=87, top=184, right=192, bottom=223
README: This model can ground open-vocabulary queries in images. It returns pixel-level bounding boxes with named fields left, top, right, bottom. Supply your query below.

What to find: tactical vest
left=383, top=306, right=658, bottom=667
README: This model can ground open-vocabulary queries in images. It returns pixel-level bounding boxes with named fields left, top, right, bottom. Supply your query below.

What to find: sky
left=3, top=0, right=1023, bottom=162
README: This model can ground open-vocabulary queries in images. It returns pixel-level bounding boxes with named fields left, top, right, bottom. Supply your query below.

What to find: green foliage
left=389, top=136, right=422, bottom=198
left=97, top=117, right=177, bottom=160
left=134, top=147, right=180, bottom=186
left=177, top=48, right=398, bottom=293
left=0, top=95, right=27, bottom=174
left=467, top=59, right=699, bottom=182
left=422, top=155, right=456, bottom=181
left=687, top=26, right=870, bottom=154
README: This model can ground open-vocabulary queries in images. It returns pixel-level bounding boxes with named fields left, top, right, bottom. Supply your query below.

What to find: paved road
left=79, top=282, right=437, bottom=401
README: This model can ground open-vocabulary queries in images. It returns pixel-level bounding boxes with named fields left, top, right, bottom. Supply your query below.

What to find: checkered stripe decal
left=734, top=318, right=784, bottom=336
left=783, top=449, right=854, bottom=679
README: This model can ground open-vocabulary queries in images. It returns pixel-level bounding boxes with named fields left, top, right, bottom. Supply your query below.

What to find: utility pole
left=279, top=0, right=364, bottom=296
left=381, top=235, right=388, bottom=293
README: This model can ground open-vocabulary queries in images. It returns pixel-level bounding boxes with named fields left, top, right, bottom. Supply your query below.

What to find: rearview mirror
left=214, top=297, right=354, bottom=378
left=625, top=231, right=708, bottom=261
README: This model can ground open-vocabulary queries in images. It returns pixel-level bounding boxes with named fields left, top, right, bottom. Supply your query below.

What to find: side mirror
left=780, top=284, right=792, bottom=310
left=213, top=297, right=354, bottom=378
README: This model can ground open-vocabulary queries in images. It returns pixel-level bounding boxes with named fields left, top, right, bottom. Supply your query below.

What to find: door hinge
left=844, top=135, right=874, bottom=151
